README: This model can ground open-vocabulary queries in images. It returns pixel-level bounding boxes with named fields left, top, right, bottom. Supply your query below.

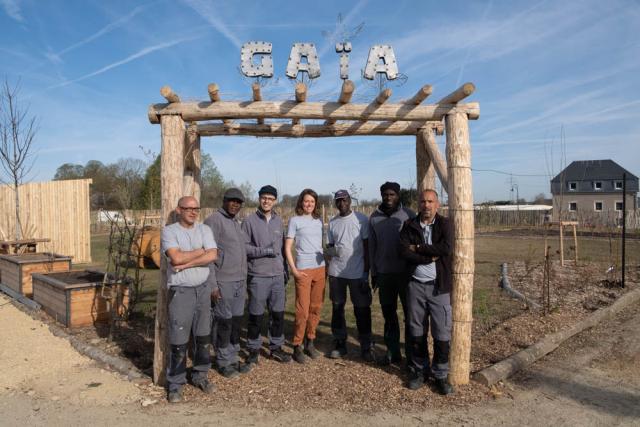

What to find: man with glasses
left=161, top=196, right=217, bottom=403
left=204, top=188, right=252, bottom=378
left=241, top=185, right=292, bottom=365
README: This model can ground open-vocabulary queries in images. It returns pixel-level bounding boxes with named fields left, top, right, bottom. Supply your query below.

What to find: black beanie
left=258, top=185, right=278, bottom=198
left=380, top=181, right=401, bottom=195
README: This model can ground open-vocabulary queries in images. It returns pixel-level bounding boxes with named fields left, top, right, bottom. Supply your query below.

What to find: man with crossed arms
left=161, top=196, right=217, bottom=403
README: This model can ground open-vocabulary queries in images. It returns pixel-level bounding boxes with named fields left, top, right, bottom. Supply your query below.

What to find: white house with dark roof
left=550, top=160, right=638, bottom=222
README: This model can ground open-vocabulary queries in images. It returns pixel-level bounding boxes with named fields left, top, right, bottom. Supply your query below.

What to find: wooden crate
left=0, top=252, right=72, bottom=297
left=32, top=270, right=129, bottom=328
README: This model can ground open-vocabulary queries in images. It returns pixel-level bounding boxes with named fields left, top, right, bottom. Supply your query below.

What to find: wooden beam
left=376, top=88, right=392, bottom=105
left=160, top=86, right=180, bottom=103
left=252, top=83, right=264, bottom=124
left=436, top=82, right=475, bottom=105
left=326, top=80, right=355, bottom=125
left=293, top=83, right=307, bottom=125
left=148, top=100, right=480, bottom=124
left=197, top=121, right=444, bottom=137
left=445, top=111, right=474, bottom=386
left=154, top=115, right=186, bottom=386
left=420, top=128, right=449, bottom=190
left=406, top=84, right=433, bottom=105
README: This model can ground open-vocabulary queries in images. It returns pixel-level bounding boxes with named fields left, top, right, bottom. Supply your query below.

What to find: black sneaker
left=408, top=371, right=425, bottom=390
left=167, top=389, right=182, bottom=403
left=293, top=345, right=307, bottom=364
left=304, top=339, right=322, bottom=359
left=329, top=340, right=347, bottom=359
left=435, top=378, right=454, bottom=395
left=271, top=347, right=292, bottom=363
left=193, top=379, right=216, bottom=394
left=246, top=350, right=259, bottom=365
left=377, top=352, right=402, bottom=367
left=217, top=365, right=240, bottom=379
left=236, top=362, right=252, bottom=374
left=361, top=347, right=375, bottom=363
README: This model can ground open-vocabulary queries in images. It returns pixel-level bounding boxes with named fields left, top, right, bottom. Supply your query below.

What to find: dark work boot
left=304, top=338, right=321, bottom=359
left=293, top=345, right=307, bottom=364
left=435, top=378, right=454, bottom=395
left=329, top=340, right=347, bottom=359
left=235, top=361, right=252, bottom=374
left=408, top=370, right=425, bottom=390
left=270, top=347, right=292, bottom=363
left=246, top=349, right=259, bottom=365
left=167, top=388, right=182, bottom=403
left=361, top=345, right=375, bottom=363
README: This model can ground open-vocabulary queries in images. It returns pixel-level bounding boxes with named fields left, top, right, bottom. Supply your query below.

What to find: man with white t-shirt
left=326, top=190, right=374, bottom=361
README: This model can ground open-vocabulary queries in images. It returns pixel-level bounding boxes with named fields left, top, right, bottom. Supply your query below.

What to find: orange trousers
left=292, top=266, right=326, bottom=346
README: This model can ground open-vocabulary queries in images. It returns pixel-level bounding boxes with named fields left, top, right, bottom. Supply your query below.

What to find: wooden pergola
left=148, top=80, right=478, bottom=386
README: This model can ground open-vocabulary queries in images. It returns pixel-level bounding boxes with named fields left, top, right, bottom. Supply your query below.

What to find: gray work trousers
left=212, top=280, right=246, bottom=368
left=247, top=275, right=286, bottom=351
left=407, top=279, right=452, bottom=379
left=166, top=283, right=212, bottom=392
left=329, top=276, right=372, bottom=349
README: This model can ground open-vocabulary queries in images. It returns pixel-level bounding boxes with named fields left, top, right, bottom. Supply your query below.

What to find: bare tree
left=0, top=79, right=37, bottom=240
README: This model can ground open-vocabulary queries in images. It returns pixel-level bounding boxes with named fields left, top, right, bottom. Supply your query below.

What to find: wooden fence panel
left=0, top=179, right=92, bottom=263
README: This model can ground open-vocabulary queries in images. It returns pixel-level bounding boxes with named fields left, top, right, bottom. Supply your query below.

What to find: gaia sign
left=240, top=41, right=399, bottom=81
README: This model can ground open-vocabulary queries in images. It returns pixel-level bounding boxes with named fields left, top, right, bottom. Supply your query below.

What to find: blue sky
left=1, top=0, right=639, bottom=202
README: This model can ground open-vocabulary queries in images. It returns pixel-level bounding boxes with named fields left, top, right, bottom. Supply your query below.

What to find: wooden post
left=420, top=127, right=449, bottom=190
left=252, top=83, right=264, bottom=125
left=445, top=111, right=474, bottom=385
left=153, top=114, right=186, bottom=385
left=572, top=224, right=578, bottom=264
left=560, top=224, right=565, bottom=266
left=184, top=124, right=201, bottom=201
left=416, top=132, right=435, bottom=192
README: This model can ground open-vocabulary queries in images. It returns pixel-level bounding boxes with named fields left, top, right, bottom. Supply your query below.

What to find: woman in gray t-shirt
left=284, top=188, right=326, bottom=363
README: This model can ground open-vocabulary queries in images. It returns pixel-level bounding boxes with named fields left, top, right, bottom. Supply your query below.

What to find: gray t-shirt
left=327, top=211, right=369, bottom=279
left=161, top=222, right=217, bottom=288
left=286, top=215, right=325, bottom=270
left=413, top=219, right=437, bottom=282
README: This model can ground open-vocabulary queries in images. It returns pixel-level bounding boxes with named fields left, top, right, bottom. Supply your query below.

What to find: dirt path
left=1, top=293, right=638, bottom=426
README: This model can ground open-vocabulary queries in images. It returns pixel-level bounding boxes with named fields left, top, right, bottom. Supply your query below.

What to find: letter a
left=363, top=45, right=398, bottom=80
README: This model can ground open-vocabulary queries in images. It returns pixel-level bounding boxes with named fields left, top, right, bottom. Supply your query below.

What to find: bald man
left=161, top=196, right=218, bottom=403
left=399, top=190, right=454, bottom=395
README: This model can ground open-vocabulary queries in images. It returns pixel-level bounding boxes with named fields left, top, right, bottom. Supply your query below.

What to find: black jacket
left=399, top=213, right=452, bottom=293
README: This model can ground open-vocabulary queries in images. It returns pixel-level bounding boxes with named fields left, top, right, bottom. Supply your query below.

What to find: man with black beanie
left=368, top=181, right=415, bottom=366
left=241, top=185, right=292, bottom=364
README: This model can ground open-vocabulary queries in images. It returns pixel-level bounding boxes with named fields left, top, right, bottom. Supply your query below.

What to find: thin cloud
left=0, top=0, right=23, bottom=22
left=47, top=35, right=202, bottom=90
left=181, top=0, right=242, bottom=49
left=45, top=4, right=148, bottom=64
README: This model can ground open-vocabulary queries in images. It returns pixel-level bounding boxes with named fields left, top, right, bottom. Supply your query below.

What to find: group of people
left=161, top=181, right=454, bottom=403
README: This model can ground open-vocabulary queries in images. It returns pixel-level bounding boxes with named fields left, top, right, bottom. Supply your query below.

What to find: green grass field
left=79, top=231, right=638, bottom=349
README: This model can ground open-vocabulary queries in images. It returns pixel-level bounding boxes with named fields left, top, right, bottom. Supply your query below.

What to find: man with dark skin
left=368, top=182, right=415, bottom=367
left=326, top=190, right=373, bottom=360
left=204, top=188, right=252, bottom=378
left=399, top=190, right=454, bottom=395
left=161, top=196, right=218, bottom=403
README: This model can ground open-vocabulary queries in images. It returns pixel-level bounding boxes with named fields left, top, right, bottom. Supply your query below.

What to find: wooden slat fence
left=0, top=179, right=92, bottom=263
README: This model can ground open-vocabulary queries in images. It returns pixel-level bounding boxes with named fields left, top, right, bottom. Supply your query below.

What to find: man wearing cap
left=399, top=189, right=454, bottom=395
left=369, top=181, right=416, bottom=367
left=204, top=188, right=252, bottom=378
left=161, top=196, right=217, bottom=403
left=325, top=190, right=374, bottom=361
left=241, top=185, right=292, bottom=365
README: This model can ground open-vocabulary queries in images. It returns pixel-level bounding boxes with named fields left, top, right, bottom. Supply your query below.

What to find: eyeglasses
left=179, top=206, right=201, bottom=213
left=260, top=196, right=276, bottom=202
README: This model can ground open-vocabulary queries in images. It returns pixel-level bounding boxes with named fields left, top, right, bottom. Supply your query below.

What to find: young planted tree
left=0, top=80, right=37, bottom=240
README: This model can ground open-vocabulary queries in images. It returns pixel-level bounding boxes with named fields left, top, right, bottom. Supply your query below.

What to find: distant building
left=550, top=160, right=638, bottom=222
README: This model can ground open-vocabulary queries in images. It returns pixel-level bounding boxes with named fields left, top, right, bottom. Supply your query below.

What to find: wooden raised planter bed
left=0, top=252, right=72, bottom=297
left=32, top=270, right=129, bottom=328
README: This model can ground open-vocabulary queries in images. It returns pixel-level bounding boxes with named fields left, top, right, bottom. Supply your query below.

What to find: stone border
left=474, top=286, right=640, bottom=386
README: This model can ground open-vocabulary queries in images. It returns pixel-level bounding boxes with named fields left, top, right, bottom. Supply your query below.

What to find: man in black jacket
left=399, top=189, right=454, bottom=395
